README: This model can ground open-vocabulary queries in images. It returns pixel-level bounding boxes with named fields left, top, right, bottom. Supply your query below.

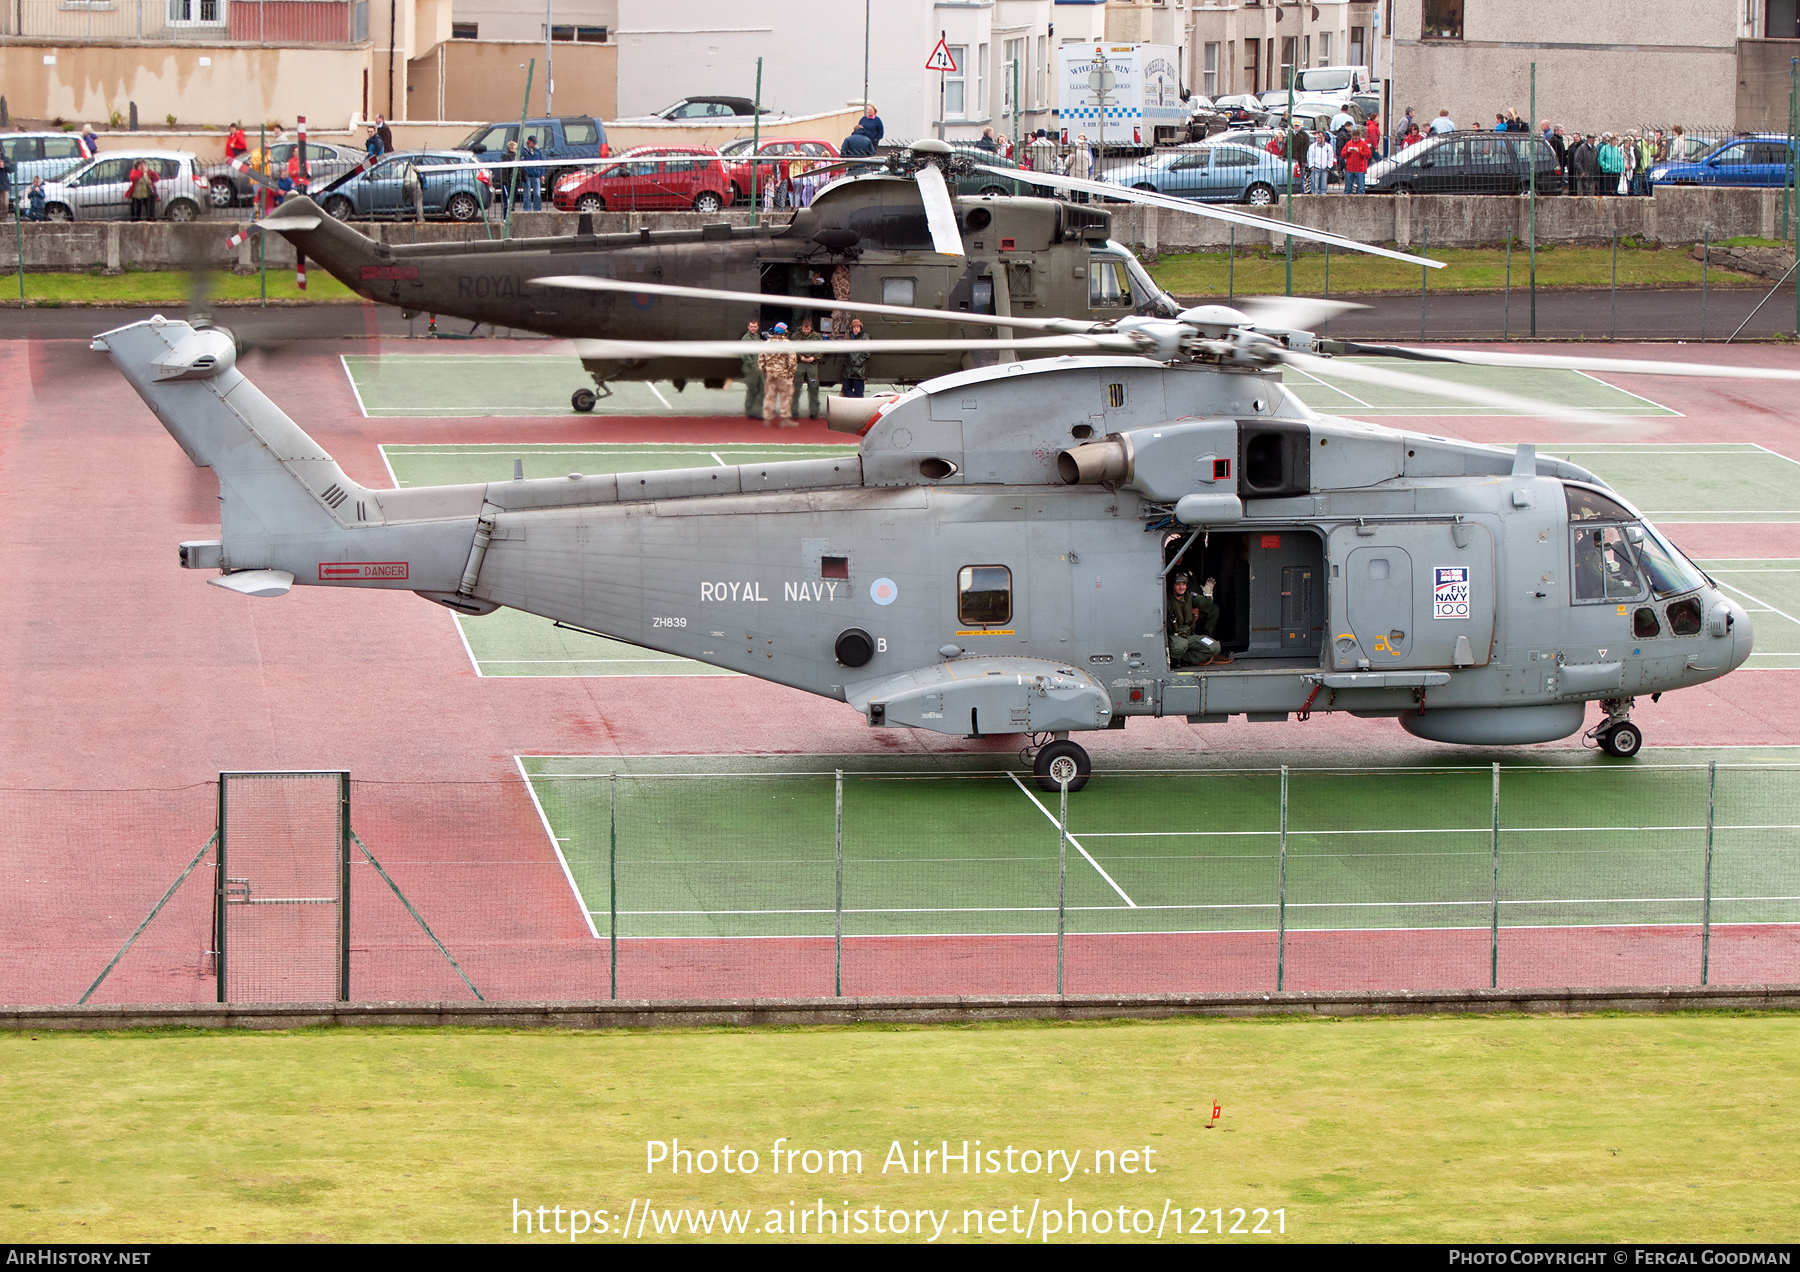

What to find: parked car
left=1366, top=131, right=1565, bottom=195
left=316, top=150, right=492, bottom=221
left=1, top=132, right=91, bottom=191
left=202, top=140, right=364, bottom=208
left=551, top=148, right=734, bottom=213
left=1650, top=134, right=1796, bottom=188
left=718, top=138, right=842, bottom=203
left=946, top=145, right=1034, bottom=196
left=1184, top=95, right=1231, bottom=142
left=456, top=115, right=609, bottom=196
left=620, top=96, right=778, bottom=122
left=1211, top=94, right=1270, bottom=126
left=1103, top=141, right=1294, bottom=206
left=37, top=151, right=209, bottom=221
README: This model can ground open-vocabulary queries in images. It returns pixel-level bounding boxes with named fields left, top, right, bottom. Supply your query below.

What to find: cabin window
left=821, top=555, right=850, bottom=580
left=882, top=277, right=916, bottom=307
left=958, top=565, right=1012, bottom=626
left=1570, top=526, right=1645, bottom=603
left=1634, top=607, right=1661, bottom=638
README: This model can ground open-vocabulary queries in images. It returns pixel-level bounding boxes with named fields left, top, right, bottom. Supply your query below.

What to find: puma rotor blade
left=915, top=162, right=967, bottom=257
left=571, top=334, right=1140, bottom=362
left=980, top=164, right=1446, bottom=270
left=533, top=275, right=1101, bottom=333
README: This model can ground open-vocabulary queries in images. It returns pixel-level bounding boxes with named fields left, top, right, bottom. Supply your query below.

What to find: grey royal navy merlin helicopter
left=96, top=278, right=1787, bottom=789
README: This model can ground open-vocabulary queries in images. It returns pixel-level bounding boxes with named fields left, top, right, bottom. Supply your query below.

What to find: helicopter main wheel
left=571, top=388, right=598, bottom=413
left=1597, top=721, right=1644, bottom=759
left=1033, top=740, right=1092, bottom=793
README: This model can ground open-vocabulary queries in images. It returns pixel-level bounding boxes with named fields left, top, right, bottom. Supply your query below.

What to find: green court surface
left=1696, top=559, right=1800, bottom=669
left=517, top=754, right=1800, bottom=941
left=343, top=351, right=1674, bottom=419
left=1544, top=443, right=1800, bottom=523
left=343, top=353, right=902, bottom=418
left=1282, top=359, right=1678, bottom=417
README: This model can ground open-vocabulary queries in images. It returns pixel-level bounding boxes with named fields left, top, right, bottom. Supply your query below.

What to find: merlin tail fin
left=94, top=316, right=485, bottom=598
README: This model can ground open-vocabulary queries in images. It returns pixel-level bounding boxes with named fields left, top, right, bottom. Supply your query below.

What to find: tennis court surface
left=509, top=754, right=1800, bottom=998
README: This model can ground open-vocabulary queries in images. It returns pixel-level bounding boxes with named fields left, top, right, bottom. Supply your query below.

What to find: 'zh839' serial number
left=653, top=617, right=687, bottom=628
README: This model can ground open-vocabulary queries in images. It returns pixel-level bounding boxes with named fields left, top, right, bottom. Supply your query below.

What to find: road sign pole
left=750, top=56, right=763, bottom=227
left=1528, top=62, right=1537, bottom=338
left=1285, top=77, right=1295, bottom=297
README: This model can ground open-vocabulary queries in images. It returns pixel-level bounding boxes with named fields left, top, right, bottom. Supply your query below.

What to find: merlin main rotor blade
left=1329, top=342, right=1800, bottom=382
left=980, top=164, right=1445, bottom=270
left=533, top=275, right=1101, bottom=334
left=1280, top=349, right=1620, bottom=427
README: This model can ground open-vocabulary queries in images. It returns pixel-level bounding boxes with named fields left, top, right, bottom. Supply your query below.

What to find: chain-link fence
left=9, top=764, right=1797, bottom=1006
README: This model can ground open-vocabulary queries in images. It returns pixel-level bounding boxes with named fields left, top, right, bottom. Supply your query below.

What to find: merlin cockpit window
left=1633, top=525, right=1708, bottom=597
left=1571, top=525, right=1645, bottom=603
left=958, top=565, right=1012, bottom=627
left=1566, top=485, right=1636, bottom=523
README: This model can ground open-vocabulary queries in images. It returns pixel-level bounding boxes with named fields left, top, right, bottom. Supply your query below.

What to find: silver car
left=201, top=140, right=365, bottom=209
left=38, top=151, right=209, bottom=221
left=1, top=132, right=91, bottom=191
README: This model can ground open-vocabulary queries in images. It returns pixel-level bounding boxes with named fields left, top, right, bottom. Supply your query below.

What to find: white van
left=1295, top=65, right=1371, bottom=100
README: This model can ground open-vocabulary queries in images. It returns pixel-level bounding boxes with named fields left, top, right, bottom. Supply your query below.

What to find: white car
left=37, top=151, right=209, bottom=221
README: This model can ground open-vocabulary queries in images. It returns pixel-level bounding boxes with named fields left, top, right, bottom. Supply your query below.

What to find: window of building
left=1319, top=32, right=1331, bottom=66
left=1003, top=37, right=1024, bottom=116
left=978, top=43, right=988, bottom=117
left=1203, top=42, right=1219, bottom=97
left=1424, top=0, right=1463, bottom=40
left=1225, top=41, right=1234, bottom=93
left=452, top=21, right=477, bottom=38
left=1302, top=35, right=1311, bottom=70
left=1349, top=26, right=1365, bottom=68
left=944, top=45, right=969, bottom=116
left=1037, top=34, right=1049, bottom=107
left=958, top=566, right=1012, bottom=627
left=1280, top=37, right=1296, bottom=88
left=1246, top=39, right=1260, bottom=92
left=166, top=0, right=221, bottom=24
left=550, top=25, right=607, bottom=41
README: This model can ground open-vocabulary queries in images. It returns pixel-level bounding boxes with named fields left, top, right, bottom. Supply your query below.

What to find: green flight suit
left=1167, top=590, right=1222, bottom=667
left=740, top=330, right=765, bottom=419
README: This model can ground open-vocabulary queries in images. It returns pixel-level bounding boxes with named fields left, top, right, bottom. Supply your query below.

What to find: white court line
left=647, top=382, right=673, bottom=410
left=516, top=757, right=600, bottom=941
left=378, top=444, right=401, bottom=489
left=710, top=452, right=726, bottom=467
left=339, top=354, right=371, bottom=419
left=1752, top=443, right=1800, bottom=469
left=1572, top=368, right=1682, bottom=416
left=1715, top=580, right=1800, bottom=629
left=590, top=895, right=1800, bottom=918
left=1285, top=364, right=1374, bottom=409
left=482, top=657, right=700, bottom=664
left=450, top=614, right=484, bottom=677
left=1006, top=772, right=1136, bottom=907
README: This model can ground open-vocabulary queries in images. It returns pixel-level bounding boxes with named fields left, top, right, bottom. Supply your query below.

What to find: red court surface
left=5, top=324, right=1799, bottom=1004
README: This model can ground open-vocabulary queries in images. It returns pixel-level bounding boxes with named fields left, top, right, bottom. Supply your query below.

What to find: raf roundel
left=869, top=577, right=899, bottom=606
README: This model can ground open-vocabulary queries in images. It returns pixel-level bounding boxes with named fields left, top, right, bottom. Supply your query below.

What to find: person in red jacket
left=1364, top=114, right=1382, bottom=160
left=224, top=123, right=249, bottom=160
left=1340, top=127, right=1372, bottom=194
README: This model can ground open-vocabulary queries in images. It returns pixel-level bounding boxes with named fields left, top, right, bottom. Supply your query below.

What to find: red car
left=718, top=138, right=842, bottom=203
left=551, top=147, right=733, bottom=213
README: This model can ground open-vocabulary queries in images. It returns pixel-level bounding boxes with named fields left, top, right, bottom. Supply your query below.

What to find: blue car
left=1650, top=134, right=1795, bottom=188
left=316, top=150, right=493, bottom=222
left=1104, top=141, right=1293, bottom=206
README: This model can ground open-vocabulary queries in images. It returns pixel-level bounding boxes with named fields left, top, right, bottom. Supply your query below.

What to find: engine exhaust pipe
left=826, top=392, right=899, bottom=434
left=1056, top=436, right=1132, bottom=485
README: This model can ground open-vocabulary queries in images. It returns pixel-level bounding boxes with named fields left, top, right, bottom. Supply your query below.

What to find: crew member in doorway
left=1167, top=573, right=1228, bottom=666
left=839, top=317, right=870, bottom=398
left=792, top=317, right=822, bottom=419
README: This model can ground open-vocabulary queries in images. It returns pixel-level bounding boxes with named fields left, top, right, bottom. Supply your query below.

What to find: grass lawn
left=1150, top=243, right=1767, bottom=297
left=1, top=1014, right=1795, bottom=1243
left=1, top=268, right=359, bottom=305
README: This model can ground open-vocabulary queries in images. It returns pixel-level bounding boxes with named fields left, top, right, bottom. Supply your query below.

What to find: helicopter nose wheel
left=1032, top=739, right=1092, bottom=793
left=571, top=388, right=598, bottom=413
left=1596, top=721, right=1643, bottom=758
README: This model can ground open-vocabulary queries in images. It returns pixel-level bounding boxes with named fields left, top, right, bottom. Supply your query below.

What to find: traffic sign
left=925, top=38, right=958, bottom=72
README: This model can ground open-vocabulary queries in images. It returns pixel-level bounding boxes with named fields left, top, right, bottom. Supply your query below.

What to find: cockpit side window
left=1088, top=257, right=1133, bottom=309
left=1571, top=525, right=1645, bottom=603
left=1566, top=485, right=1636, bottom=522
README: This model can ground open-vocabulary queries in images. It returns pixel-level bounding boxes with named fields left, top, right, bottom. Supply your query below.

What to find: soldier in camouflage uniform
left=759, top=323, right=798, bottom=428
left=1167, top=573, right=1227, bottom=667
left=739, top=318, right=764, bottom=419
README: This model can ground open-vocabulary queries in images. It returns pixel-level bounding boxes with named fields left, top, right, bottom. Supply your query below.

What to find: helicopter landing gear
left=1588, top=698, right=1643, bottom=759
left=1031, top=737, right=1092, bottom=793
left=571, top=381, right=614, bottom=413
